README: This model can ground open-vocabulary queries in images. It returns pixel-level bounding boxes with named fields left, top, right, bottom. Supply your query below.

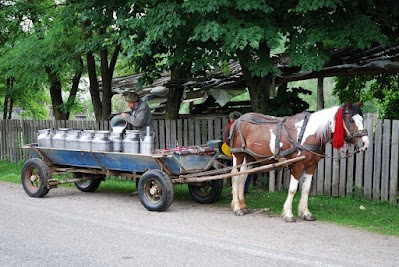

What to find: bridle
left=342, top=111, right=368, bottom=151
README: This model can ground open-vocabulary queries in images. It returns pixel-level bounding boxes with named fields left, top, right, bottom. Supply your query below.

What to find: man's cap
left=229, top=111, right=242, bottom=120
left=125, top=92, right=140, bottom=103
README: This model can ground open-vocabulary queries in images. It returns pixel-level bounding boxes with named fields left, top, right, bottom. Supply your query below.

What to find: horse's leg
left=231, top=156, right=248, bottom=216
left=298, top=168, right=316, bottom=221
left=282, top=174, right=300, bottom=222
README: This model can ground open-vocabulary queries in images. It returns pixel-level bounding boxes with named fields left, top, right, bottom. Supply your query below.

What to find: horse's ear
left=357, top=101, right=363, bottom=108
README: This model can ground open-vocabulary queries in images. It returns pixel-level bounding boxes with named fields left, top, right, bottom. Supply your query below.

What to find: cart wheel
left=138, top=170, right=174, bottom=211
left=188, top=179, right=223, bottom=204
left=74, top=173, right=103, bottom=192
left=21, top=158, right=50, bottom=198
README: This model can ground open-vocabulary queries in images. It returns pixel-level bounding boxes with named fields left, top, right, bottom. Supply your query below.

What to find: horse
left=228, top=103, right=369, bottom=222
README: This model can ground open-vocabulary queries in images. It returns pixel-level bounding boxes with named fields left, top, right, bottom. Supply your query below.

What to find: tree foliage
left=334, top=74, right=399, bottom=119
left=1, top=0, right=399, bottom=120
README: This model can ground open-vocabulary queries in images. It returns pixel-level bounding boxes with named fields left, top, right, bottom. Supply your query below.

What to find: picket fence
left=0, top=117, right=398, bottom=203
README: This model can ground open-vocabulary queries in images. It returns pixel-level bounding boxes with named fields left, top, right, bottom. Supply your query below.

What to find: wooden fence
left=0, top=117, right=398, bottom=203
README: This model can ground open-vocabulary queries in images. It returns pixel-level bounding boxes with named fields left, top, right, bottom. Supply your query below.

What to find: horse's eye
left=350, top=118, right=354, bottom=123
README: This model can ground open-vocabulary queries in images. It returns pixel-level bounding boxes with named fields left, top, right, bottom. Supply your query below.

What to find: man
left=121, top=92, right=154, bottom=134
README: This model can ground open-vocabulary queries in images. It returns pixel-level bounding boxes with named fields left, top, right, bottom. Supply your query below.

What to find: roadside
left=1, top=181, right=399, bottom=267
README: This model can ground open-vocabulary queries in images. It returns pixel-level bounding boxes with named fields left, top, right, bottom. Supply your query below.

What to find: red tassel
left=333, top=107, right=345, bottom=149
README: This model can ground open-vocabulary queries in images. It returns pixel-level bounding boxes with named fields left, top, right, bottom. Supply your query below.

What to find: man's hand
left=121, top=112, right=129, bottom=118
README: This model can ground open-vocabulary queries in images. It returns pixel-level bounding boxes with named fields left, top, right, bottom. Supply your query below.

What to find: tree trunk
left=45, top=67, right=68, bottom=120
left=240, top=64, right=271, bottom=114
left=7, top=97, right=13, bottom=119
left=317, top=77, right=324, bottom=110
left=165, top=64, right=190, bottom=119
left=238, top=42, right=272, bottom=114
left=99, top=42, right=120, bottom=120
left=86, top=52, right=102, bottom=121
left=3, top=77, right=13, bottom=119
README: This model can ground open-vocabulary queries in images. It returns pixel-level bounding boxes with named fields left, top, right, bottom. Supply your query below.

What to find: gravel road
left=1, top=181, right=398, bottom=267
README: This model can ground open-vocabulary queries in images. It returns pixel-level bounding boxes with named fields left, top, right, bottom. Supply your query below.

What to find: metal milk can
left=79, top=130, right=96, bottom=151
left=109, top=132, right=123, bottom=152
left=52, top=128, right=69, bottom=149
left=37, top=129, right=53, bottom=148
left=91, top=130, right=111, bottom=151
left=65, top=129, right=81, bottom=150
left=140, top=126, right=155, bottom=155
left=123, top=130, right=140, bottom=154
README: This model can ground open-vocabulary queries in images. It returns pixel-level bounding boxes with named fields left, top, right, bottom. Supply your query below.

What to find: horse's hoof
left=234, top=209, right=245, bottom=216
left=242, top=208, right=250, bottom=214
left=303, top=214, right=316, bottom=221
left=283, top=216, right=296, bottom=222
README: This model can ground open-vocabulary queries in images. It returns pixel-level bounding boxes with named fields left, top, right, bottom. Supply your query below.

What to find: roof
left=102, top=44, right=399, bottom=113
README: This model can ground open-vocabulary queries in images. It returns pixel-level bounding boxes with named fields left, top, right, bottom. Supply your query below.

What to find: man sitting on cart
left=121, top=92, right=154, bottom=134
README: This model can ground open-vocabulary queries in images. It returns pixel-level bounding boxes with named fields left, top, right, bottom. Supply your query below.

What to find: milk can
left=52, top=128, right=69, bottom=149
left=123, top=130, right=140, bottom=154
left=109, top=132, right=123, bottom=152
left=79, top=130, right=96, bottom=151
left=65, top=129, right=81, bottom=150
left=140, top=126, right=155, bottom=155
left=37, top=129, right=53, bottom=148
left=91, top=130, right=111, bottom=151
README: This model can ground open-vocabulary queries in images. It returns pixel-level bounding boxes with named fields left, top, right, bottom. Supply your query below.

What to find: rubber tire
left=138, top=170, right=174, bottom=212
left=21, top=158, right=50, bottom=198
left=74, top=173, right=103, bottom=192
left=188, top=179, right=223, bottom=204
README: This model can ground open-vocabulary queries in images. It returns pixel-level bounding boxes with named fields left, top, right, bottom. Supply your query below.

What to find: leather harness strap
left=230, top=114, right=324, bottom=159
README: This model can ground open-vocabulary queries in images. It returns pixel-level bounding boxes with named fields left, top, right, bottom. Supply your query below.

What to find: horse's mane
left=308, top=106, right=339, bottom=144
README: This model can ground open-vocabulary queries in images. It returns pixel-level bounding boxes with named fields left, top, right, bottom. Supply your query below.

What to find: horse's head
left=333, top=103, right=369, bottom=152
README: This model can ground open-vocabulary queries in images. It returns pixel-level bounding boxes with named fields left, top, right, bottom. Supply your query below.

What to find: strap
left=297, top=115, right=309, bottom=144
left=275, top=117, right=288, bottom=156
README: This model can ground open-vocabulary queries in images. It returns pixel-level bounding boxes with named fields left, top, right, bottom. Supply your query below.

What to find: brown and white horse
left=229, top=103, right=369, bottom=222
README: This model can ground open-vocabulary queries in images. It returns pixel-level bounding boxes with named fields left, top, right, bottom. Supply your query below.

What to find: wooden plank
left=346, top=149, right=354, bottom=196
left=324, top=143, right=332, bottom=196
left=153, top=120, right=159, bottom=149
left=177, top=119, right=183, bottom=147
left=339, top=152, right=347, bottom=197
left=332, top=148, right=339, bottom=196
left=215, top=118, right=222, bottom=141
left=170, top=120, right=177, bottom=148
left=372, top=119, right=382, bottom=200
left=316, top=158, right=324, bottom=195
left=276, top=169, right=283, bottom=191
left=283, top=168, right=290, bottom=189
left=201, top=120, right=207, bottom=145
left=269, top=170, right=275, bottom=192
left=159, top=120, right=166, bottom=149
left=354, top=148, right=364, bottom=190
left=380, top=120, right=391, bottom=201
left=363, top=118, right=374, bottom=200
left=208, top=119, right=214, bottom=141
left=188, top=119, right=195, bottom=146
left=310, top=167, right=317, bottom=196
left=183, top=119, right=191, bottom=146
left=194, top=119, right=201, bottom=146
left=389, top=120, right=399, bottom=203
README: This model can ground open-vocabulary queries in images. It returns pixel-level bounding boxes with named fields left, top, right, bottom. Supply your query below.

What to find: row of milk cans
left=37, top=127, right=155, bottom=154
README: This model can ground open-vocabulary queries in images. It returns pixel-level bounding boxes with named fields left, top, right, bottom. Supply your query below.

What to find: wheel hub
left=30, top=174, right=39, bottom=182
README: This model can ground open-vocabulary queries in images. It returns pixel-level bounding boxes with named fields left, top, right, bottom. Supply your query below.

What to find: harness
left=229, top=113, right=324, bottom=159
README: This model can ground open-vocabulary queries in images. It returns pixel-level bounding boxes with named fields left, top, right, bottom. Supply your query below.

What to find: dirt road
left=1, top=181, right=398, bottom=266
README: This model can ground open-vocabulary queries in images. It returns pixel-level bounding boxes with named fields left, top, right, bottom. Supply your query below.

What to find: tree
left=122, top=0, right=399, bottom=116
left=68, top=0, right=131, bottom=120
left=0, top=0, right=86, bottom=120
left=334, top=74, right=399, bottom=119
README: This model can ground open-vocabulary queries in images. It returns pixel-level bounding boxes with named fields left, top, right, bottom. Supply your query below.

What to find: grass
left=2, top=160, right=399, bottom=236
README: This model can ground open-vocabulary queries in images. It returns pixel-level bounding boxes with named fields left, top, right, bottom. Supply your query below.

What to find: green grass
left=2, top=160, right=399, bottom=236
